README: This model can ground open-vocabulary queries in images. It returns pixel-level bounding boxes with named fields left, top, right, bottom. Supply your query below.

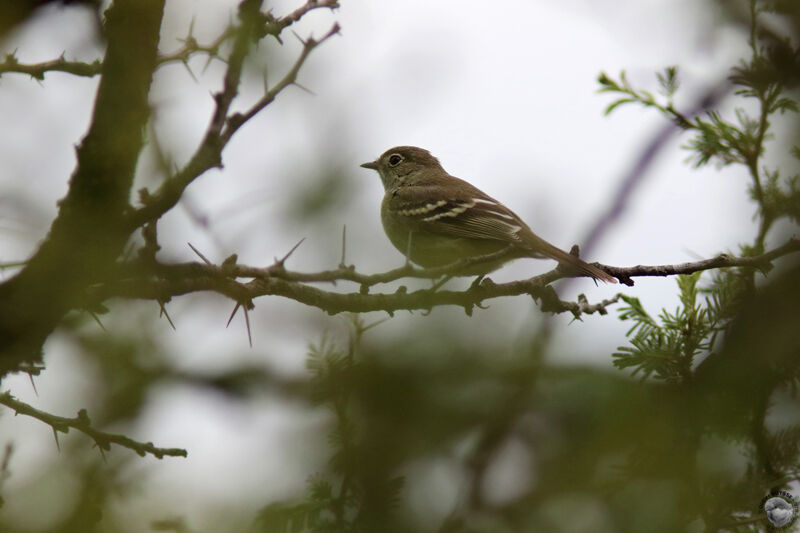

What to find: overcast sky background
left=0, top=0, right=772, bottom=530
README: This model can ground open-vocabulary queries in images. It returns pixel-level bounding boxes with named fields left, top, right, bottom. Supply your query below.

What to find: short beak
left=360, top=160, right=378, bottom=170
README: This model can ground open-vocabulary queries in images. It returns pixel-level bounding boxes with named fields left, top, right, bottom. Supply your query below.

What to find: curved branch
left=0, top=392, right=187, bottom=459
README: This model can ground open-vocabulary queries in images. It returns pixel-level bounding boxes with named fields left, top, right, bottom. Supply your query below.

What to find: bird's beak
left=360, top=160, right=378, bottom=170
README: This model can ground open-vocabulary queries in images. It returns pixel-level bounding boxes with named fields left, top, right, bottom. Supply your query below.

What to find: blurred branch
left=221, top=23, right=341, bottom=142
left=582, top=75, right=731, bottom=258
left=0, top=0, right=165, bottom=373
left=0, top=0, right=100, bottom=38
left=0, top=53, right=102, bottom=79
left=86, top=239, right=800, bottom=318
left=0, top=392, right=187, bottom=459
left=0, top=442, right=11, bottom=507
left=128, top=3, right=339, bottom=229
left=0, top=1, right=340, bottom=81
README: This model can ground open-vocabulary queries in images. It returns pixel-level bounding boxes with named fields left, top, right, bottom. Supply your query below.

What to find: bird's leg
left=430, top=274, right=452, bottom=291
left=404, top=230, right=414, bottom=268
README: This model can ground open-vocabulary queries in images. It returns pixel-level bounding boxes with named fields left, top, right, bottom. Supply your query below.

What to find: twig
left=603, top=238, right=800, bottom=285
left=220, top=23, right=340, bottom=143
left=0, top=54, right=102, bottom=79
left=0, top=392, right=187, bottom=459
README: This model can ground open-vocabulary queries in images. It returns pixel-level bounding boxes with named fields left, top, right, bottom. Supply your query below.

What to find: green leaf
left=656, top=65, right=680, bottom=97
left=604, top=97, right=637, bottom=115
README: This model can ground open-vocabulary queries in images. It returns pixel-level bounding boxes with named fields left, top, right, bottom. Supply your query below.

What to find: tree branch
left=84, top=240, right=800, bottom=320
left=0, top=392, right=187, bottom=459
left=0, top=0, right=165, bottom=374
left=604, top=238, right=800, bottom=285
left=127, top=6, right=339, bottom=230
left=0, top=53, right=102, bottom=79
left=0, top=0, right=340, bottom=82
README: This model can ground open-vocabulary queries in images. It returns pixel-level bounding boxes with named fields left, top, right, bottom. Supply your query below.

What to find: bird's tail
left=525, top=234, right=617, bottom=284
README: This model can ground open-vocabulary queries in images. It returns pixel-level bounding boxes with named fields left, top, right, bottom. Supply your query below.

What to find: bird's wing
left=387, top=180, right=529, bottom=244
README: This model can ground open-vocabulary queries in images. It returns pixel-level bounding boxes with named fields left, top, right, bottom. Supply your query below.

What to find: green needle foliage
left=613, top=272, right=719, bottom=383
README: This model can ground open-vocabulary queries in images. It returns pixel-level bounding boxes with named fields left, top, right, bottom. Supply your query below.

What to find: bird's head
left=360, top=146, right=444, bottom=190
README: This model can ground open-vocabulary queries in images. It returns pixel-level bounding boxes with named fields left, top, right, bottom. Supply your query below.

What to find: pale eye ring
left=388, top=154, right=403, bottom=167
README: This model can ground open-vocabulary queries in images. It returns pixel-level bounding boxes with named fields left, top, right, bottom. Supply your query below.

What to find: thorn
left=28, top=373, right=38, bottom=397
left=277, top=237, right=305, bottom=266
left=188, top=242, right=213, bottom=265
left=158, top=301, right=176, bottom=330
left=182, top=59, right=198, bottom=83
left=89, top=311, right=107, bottom=332
left=361, top=317, right=390, bottom=333
left=292, top=82, right=316, bottom=95
left=568, top=312, right=584, bottom=324
left=53, top=428, right=61, bottom=452
left=340, top=225, right=347, bottom=267
left=291, top=30, right=305, bottom=45
left=226, top=303, right=241, bottom=328
left=202, top=54, right=215, bottom=74
left=469, top=274, right=486, bottom=290
left=244, top=306, right=253, bottom=348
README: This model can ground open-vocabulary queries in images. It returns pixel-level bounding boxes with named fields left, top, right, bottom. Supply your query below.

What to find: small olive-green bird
left=361, top=146, right=616, bottom=283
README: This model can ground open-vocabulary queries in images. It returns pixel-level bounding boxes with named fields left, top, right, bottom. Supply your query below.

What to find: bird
left=360, top=146, right=616, bottom=283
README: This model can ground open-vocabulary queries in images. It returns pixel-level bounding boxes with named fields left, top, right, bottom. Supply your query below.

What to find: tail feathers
left=528, top=237, right=617, bottom=284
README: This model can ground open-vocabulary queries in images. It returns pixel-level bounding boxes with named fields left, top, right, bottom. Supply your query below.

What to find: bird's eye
left=388, top=154, right=403, bottom=167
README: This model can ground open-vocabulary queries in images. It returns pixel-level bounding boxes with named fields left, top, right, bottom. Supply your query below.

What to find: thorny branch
left=127, top=5, right=340, bottom=229
left=0, top=1, right=340, bottom=81
left=0, top=54, right=103, bottom=79
left=0, top=392, right=187, bottom=459
left=86, top=239, right=800, bottom=321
